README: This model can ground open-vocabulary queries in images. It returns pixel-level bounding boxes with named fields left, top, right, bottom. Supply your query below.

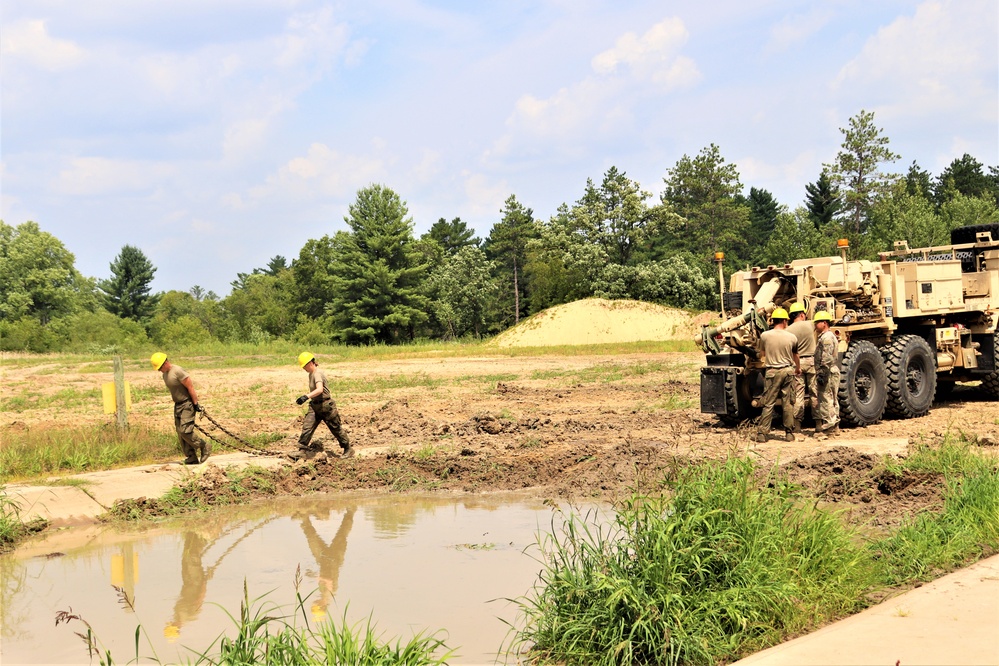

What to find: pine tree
left=329, top=185, right=429, bottom=344
left=484, top=195, right=538, bottom=326
left=99, top=244, right=159, bottom=322
left=746, top=187, right=781, bottom=252
left=425, top=217, right=479, bottom=255
left=804, top=171, right=842, bottom=229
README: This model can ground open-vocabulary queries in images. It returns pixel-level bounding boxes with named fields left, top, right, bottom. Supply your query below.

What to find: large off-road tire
left=838, top=340, right=888, bottom=427
left=717, top=369, right=756, bottom=425
left=884, top=335, right=936, bottom=418
left=983, top=331, right=999, bottom=400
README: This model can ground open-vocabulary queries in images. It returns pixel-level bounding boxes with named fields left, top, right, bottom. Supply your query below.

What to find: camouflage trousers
left=173, top=400, right=206, bottom=462
left=816, top=368, right=841, bottom=427
left=757, top=366, right=796, bottom=436
left=793, top=356, right=818, bottom=427
left=299, top=399, right=350, bottom=452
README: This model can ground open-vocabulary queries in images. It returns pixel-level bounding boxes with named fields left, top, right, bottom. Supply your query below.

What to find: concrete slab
left=731, top=553, right=999, bottom=666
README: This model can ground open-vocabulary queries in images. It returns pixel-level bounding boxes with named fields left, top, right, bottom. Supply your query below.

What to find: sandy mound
left=493, top=298, right=716, bottom=347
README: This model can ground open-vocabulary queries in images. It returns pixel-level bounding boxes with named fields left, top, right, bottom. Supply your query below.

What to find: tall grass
left=0, top=424, right=178, bottom=483
left=55, top=577, right=454, bottom=665
left=511, top=440, right=999, bottom=665
left=512, top=458, right=875, bottom=666
left=0, top=487, right=46, bottom=552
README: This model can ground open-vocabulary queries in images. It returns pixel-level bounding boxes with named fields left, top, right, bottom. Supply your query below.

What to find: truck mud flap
left=700, top=366, right=737, bottom=416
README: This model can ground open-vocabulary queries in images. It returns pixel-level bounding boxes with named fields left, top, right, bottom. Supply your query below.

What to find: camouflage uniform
left=814, top=329, right=841, bottom=431
left=787, top=319, right=818, bottom=430
left=756, top=328, right=799, bottom=440
left=162, top=364, right=208, bottom=464
left=299, top=367, right=351, bottom=455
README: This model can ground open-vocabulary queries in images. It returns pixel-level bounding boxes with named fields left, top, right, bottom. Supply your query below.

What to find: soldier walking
left=787, top=302, right=818, bottom=438
left=754, top=307, right=801, bottom=443
left=151, top=352, right=210, bottom=465
left=295, top=352, right=354, bottom=459
left=813, top=311, right=841, bottom=438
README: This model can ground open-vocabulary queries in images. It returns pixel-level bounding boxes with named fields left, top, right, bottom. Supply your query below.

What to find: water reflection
left=1, top=492, right=567, bottom=665
left=298, top=505, right=355, bottom=621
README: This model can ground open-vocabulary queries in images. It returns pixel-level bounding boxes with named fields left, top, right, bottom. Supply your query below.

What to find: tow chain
left=195, top=408, right=284, bottom=457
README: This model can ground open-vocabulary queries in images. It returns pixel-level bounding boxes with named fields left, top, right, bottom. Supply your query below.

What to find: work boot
left=199, top=440, right=211, bottom=463
left=340, top=446, right=356, bottom=459
left=784, top=431, right=795, bottom=442
left=182, top=456, right=200, bottom=465
left=753, top=432, right=768, bottom=443
left=824, top=422, right=841, bottom=437
left=812, top=420, right=825, bottom=437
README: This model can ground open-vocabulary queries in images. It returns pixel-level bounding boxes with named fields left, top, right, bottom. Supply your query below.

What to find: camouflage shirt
left=815, top=330, right=839, bottom=371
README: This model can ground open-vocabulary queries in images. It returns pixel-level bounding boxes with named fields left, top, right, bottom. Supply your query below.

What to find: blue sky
left=2, top=0, right=996, bottom=296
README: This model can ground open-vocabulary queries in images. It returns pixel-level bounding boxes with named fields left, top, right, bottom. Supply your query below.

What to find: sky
left=2, top=0, right=997, bottom=297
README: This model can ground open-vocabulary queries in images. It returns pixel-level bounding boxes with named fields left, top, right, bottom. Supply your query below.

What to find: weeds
left=55, top=573, right=454, bottom=665
left=0, top=424, right=177, bottom=483
left=0, top=488, right=47, bottom=552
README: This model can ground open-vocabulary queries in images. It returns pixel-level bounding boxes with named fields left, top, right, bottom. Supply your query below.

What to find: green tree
left=293, top=234, right=342, bottom=321
left=424, top=217, right=479, bottom=255
left=484, top=195, right=539, bottom=326
left=149, top=290, right=223, bottom=344
left=594, top=254, right=716, bottom=309
left=868, top=181, right=949, bottom=254
left=524, top=203, right=606, bottom=314
left=933, top=154, right=997, bottom=207
left=823, top=109, right=900, bottom=236
left=426, top=246, right=497, bottom=339
left=745, top=187, right=782, bottom=258
left=659, top=144, right=750, bottom=266
left=573, top=167, right=655, bottom=266
left=938, top=193, right=999, bottom=231
left=804, top=171, right=842, bottom=229
left=329, top=185, right=429, bottom=344
left=757, top=208, right=831, bottom=267
left=98, top=244, right=159, bottom=322
left=905, top=161, right=933, bottom=201
left=0, top=220, right=94, bottom=324
left=221, top=272, right=296, bottom=341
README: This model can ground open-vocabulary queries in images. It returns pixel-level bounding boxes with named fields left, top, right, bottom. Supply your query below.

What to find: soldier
left=754, top=307, right=801, bottom=443
left=813, top=310, right=841, bottom=438
left=787, top=302, right=818, bottom=439
left=295, top=352, right=354, bottom=459
left=151, top=352, right=210, bottom=465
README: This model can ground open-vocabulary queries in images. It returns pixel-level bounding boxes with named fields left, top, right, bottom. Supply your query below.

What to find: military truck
left=697, top=224, right=999, bottom=427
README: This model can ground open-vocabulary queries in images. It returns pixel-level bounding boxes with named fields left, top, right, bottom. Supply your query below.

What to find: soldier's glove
left=193, top=403, right=203, bottom=413
left=296, top=395, right=309, bottom=405
left=817, top=367, right=830, bottom=388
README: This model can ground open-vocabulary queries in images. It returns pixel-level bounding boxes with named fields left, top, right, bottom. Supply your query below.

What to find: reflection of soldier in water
left=164, top=530, right=211, bottom=642
left=299, top=506, right=355, bottom=622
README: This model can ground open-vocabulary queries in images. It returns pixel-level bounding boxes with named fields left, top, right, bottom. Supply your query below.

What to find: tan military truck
left=697, top=224, right=999, bottom=427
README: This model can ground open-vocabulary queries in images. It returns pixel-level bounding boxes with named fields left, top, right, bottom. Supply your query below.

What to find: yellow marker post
left=101, top=382, right=132, bottom=414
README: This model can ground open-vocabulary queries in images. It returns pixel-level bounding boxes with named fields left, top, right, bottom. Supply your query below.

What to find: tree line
left=2, top=110, right=998, bottom=352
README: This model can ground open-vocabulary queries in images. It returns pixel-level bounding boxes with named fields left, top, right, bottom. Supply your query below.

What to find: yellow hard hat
left=150, top=352, right=167, bottom=370
left=297, top=352, right=315, bottom=368
left=788, top=302, right=806, bottom=314
left=311, top=601, right=327, bottom=622
left=771, top=307, right=789, bottom=320
left=813, top=310, right=833, bottom=322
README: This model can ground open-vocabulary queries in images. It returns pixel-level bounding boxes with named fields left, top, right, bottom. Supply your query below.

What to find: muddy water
left=2, top=493, right=584, bottom=665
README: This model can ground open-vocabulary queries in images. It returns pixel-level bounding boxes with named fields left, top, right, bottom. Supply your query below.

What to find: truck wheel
left=884, top=335, right=936, bottom=418
left=983, top=331, right=999, bottom=399
left=838, top=340, right=887, bottom=426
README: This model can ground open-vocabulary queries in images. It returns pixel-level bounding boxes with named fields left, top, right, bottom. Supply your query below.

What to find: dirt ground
left=5, top=348, right=998, bottom=531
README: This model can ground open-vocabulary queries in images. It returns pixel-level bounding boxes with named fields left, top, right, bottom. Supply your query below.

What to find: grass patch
left=0, top=488, right=47, bottom=552
left=510, top=443, right=999, bottom=666
left=0, top=424, right=178, bottom=483
left=56, top=575, right=453, bottom=665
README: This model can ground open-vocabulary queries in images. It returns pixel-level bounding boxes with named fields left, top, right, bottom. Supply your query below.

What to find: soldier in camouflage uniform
left=295, top=352, right=354, bottom=459
left=151, top=352, right=210, bottom=465
left=813, top=311, right=841, bottom=438
left=786, top=302, right=817, bottom=438
left=754, top=307, right=801, bottom=443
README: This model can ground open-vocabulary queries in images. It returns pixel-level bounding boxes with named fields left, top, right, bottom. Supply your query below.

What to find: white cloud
left=463, top=172, right=509, bottom=217
left=242, top=143, right=387, bottom=205
left=765, top=10, right=832, bottom=54
left=834, top=0, right=996, bottom=117
left=54, top=157, right=174, bottom=196
left=0, top=19, right=84, bottom=71
left=497, top=17, right=700, bottom=154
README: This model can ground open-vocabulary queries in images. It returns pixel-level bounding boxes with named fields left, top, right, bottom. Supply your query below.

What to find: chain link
left=195, top=408, right=284, bottom=457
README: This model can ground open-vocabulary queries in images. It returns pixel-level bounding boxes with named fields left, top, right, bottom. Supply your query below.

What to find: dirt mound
left=493, top=298, right=716, bottom=347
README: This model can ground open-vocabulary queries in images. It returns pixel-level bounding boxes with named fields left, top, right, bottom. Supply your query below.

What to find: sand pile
left=493, top=298, right=716, bottom=347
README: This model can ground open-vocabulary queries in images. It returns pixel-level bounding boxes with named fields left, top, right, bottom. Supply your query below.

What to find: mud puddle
left=1, top=492, right=585, bottom=665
